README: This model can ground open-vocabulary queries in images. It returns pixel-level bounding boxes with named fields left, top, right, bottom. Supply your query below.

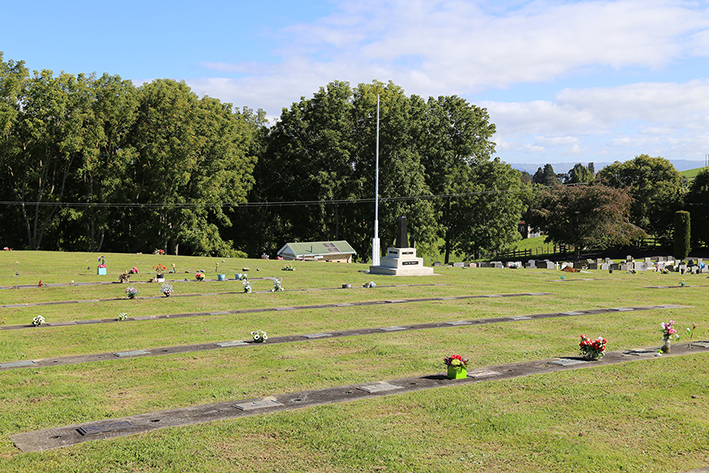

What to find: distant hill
left=508, top=159, right=706, bottom=174
left=680, top=167, right=708, bottom=180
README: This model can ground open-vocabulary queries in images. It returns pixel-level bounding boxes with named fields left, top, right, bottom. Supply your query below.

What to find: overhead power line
left=0, top=187, right=529, bottom=209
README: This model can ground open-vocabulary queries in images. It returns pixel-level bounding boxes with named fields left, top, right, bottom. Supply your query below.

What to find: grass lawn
left=0, top=251, right=707, bottom=472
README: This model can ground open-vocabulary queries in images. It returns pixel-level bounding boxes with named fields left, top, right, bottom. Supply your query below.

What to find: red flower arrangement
left=443, top=354, right=468, bottom=367
left=579, top=335, right=606, bottom=360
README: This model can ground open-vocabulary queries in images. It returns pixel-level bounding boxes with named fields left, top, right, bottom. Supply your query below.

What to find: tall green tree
left=127, top=79, right=256, bottom=255
left=565, top=163, right=595, bottom=184
left=420, top=95, right=500, bottom=263
left=351, top=81, right=437, bottom=258
left=526, top=184, right=645, bottom=260
left=258, top=80, right=357, bottom=250
left=532, top=163, right=560, bottom=186
left=685, top=169, right=709, bottom=248
left=447, top=158, right=527, bottom=260
left=673, top=210, right=691, bottom=261
left=7, top=69, right=96, bottom=249
left=598, top=155, right=684, bottom=241
left=56, top=73, right=139, bottom=252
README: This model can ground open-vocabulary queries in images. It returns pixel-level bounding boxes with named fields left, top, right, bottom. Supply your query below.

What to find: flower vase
left=447, top=365, right=467, bottom=379
left=661, top=339, right=671, bottom=354
left=97, top=267, right=107, bottom=276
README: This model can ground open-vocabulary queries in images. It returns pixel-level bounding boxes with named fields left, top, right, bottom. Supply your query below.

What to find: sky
left=2, top=0, right=709, bottom=170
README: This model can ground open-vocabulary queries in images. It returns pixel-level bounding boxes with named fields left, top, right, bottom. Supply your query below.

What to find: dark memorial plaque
left=77, top=421, right=135, bottom=436
left=402, top=261, right=419, bottom=265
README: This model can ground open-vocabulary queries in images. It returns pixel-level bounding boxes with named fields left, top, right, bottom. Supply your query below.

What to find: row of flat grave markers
left=434, top=256, right=708, bottom=273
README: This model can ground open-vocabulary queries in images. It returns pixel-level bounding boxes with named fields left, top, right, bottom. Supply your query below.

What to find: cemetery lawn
left=0, top=251, right=708, bottom=472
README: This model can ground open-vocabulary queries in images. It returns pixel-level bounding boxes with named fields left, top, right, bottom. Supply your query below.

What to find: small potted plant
left=97, top=256, right=107, bottom=276
left=579, top=335, right=606, bottom=360
left=126, top=286, right=139, bottom=299
left=251, top=330, right=268, bottom=343
left=153, top=264, right=167, bottom=282
left=160, top=283, right=173, bottom=297
left=660, top=320, right=680, bottom=353
left=444, top=355, right=468, bottom=379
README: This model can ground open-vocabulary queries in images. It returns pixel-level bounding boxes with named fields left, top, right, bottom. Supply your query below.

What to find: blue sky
left=2, top=0, right=709, bottom=169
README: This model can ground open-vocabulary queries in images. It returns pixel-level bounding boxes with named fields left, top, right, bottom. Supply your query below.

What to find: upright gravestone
left=369, top=216, right=434, bottom=276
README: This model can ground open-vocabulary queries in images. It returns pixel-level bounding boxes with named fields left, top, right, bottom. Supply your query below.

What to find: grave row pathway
left=11, top=339, right=708, bottom=452
left=0, top=291, right=548, bottom=331
left=0, top=303, right=685, bottom=371
left=0, top=283, right=446, bottom=310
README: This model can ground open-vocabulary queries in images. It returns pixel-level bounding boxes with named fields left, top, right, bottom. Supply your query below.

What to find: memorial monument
left=369, top=216, right=435, bottom=276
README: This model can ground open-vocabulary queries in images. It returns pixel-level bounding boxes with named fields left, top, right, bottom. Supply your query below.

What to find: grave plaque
left=114, top=350, right=150, bottom=357
left=445, top=321, right=471, bottom=326
left=0, top=360, right=38, bottom=369
left=623, top=349, right=657, bottom=356
left=380, top=326, right=407, bottom=331
left=468, top=369, right=501, bottom=378
left=302, top=333, right=332, bottom=339
left=77, top=421, right=135, bottom=436
left=234, top=399, right=284, bottom=411
left=215, top=341, right=248, bottom=347
left=357, top=382, right=403, bottom=393
left=549, top=358, right=587, bottom=366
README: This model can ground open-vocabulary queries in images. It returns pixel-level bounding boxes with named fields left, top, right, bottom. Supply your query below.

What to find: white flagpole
left=372, top=94, right=381, bottom=266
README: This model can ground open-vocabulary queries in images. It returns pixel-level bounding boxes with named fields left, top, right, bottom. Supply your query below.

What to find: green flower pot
left=447, top=365, right=467, bottom=379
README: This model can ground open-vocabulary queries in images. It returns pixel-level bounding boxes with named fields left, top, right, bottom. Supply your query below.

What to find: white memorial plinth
left=369, top=247, right=434, bottom=276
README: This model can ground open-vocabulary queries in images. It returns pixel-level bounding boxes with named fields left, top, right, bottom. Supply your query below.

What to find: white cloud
left=183, top=0, right=709, bottom=165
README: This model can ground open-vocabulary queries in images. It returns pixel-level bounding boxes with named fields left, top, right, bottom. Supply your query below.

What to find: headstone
left=478, top=262, right=489, bottom=268
left=491, top=261, right=504, bottom=269
left=467, top=263, right=477, bottom=268
left=599, top=263, right=610, bottom=270
left=605, top=257, right=611, bottom=264
left=433, top=261, right=442, bottom=267
left=619, top=263, right=629, bottom=271
left=626, top=255, right=633, bottom=262
left=633, top=262, right=647, bottom=271
left=610, top=263, right=620, bottom=270
left=543, top=261, right=555, bottom=269
left=587, top=262, right=598, bottom=270
left=525, top=260, right=536, bottom=268
left=453, top=262, right=464, bottom=268
left=658, top=256, right=666, bottom=262
left=645, top=257, right=652, bottom=264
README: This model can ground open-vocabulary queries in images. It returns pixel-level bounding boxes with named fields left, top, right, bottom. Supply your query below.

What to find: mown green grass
left=0, top=251, right=708, bottom=472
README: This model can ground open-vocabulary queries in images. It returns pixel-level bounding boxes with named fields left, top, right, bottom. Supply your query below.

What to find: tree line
left=2, top=52, right=708, bottom=261
left=0, top=54, right=526, bottom=261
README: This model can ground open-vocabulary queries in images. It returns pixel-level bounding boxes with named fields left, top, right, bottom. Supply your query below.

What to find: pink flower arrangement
left=579, top=335, right=607, bottom=360
left=129, top=266, right=139, bottom=274
left=443, top=354, right=468, bottom=368
left=661, top=320, right=679, bottom=341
